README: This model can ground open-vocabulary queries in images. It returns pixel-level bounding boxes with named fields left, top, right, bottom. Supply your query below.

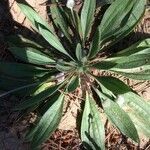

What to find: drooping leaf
left=99, top=0, right=146, bottom=45
left=0, top=62, right=49, bottom=78
left=81, top=92, right=105, bottom=150
left=9, top=46, right=55, bottom=65
left=67, top=76, right=80, bottom=92
left=17, top=1, right=71, bottom=58
left=31, top=94, right=64, bottom=148
left=50, top=0, right=71, bottom=41
left=81, top=0, right=96, bottom=41
left=96, top=91, right=139, bottom=143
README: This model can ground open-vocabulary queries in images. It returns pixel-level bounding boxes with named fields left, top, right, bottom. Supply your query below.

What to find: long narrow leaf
left=15, top=84, right=62, bottom=110
left=0, top=62, right=49, bottom=78
left=99, top=0, right=146, bottom=45
left=81, top=0, right=96, bottom=41
left=95, top=90, right=139, bottom=143
left=17, top=1, right=71, bottom=58
left=31, top=94, right=64, bottom=148
left=50, top=0, right=71, bottom=41
left=81, top=92, right=105, bottom=150
left=9, top=46, right=55, bottom=65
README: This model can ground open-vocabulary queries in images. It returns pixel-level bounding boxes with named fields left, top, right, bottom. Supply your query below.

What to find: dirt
left=0, top=0, right=150, bottom=150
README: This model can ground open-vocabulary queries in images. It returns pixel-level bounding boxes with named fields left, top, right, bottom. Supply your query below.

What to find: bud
left=66, top=0, right=75, bottom=10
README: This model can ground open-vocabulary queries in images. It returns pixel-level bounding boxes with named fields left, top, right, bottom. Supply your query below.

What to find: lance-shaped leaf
left=111, top=38, right=150, bottom=58
left=95, top=91, right=139, bottom=143
left=99, top=0, right=146, bottom=45
left=0, top=62, right=49, bottom=78
left=81, top=0, right=96, bottom=41
left=81, top=92, right=105, bottom=150
left=67, top=76, right=80, bottom=92
left=50, top=0, right=71, bottom=42
left=7, top=35, right=44, bottom=49
left=128, top=111, right=150, bottom=138
left=17, top=1, right=71, bottom=58
left=94, top=76, right=131, bottom=95
left=25, top=93, right=61, bottom=141
left=9, top=46, right=55, bottom=65
left=15, top=84, right=62, bottom=110
left=92, top=53, right=150, bottom=80
left=116, top=92, right=150, bottom=138
left=89, top=28, right=101, bottom=58
left=76, top=43, right=82, bottom=61
left=31, top=94, right=64, bottom=148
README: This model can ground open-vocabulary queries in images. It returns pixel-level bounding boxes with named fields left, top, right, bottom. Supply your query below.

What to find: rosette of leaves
left=0, top=0, right=150, bottom=149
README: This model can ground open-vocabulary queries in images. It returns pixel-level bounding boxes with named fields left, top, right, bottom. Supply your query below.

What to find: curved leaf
left=9, top=46, right=55, bottom=65
left=81, top=92, right=105, bottom=150
left=99, top=0, right=146, bottom=45
left=31, top=94, right=64, bottom=148
left=81, top=0, right=96, bottom=41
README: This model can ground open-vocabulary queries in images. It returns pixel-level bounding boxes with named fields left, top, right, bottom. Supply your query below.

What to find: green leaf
left=9, top=46, right=55, bottom=65
left=120, top=92, right=150, bottom=120
left=112, top=39, right=150, bottom=57
left=89, top=28, right=101, bottom=58
left=76, top=43, right=82, bottom=61
left=94, top=76, right=131, bottom=95
left=81, top=0, right=96, bottom=41
left=99, top=0, right=146, bottom=45
left=106, top=54, right=150, bottom=69
left=93, top=53, right=150, bottom=80
left=96, top=91, right=139, bottom=143
left=91, top=61, right=117, bottom=70
left=97, top=0, right=114, bottom=7
left=15, top=84, right=62, bottom=110
left=50, top=0, right=71, bottom=42
left=17, top=1, right=71, bottom=58
left=116, top=92, right=150, bottom=138
left=31, top=94, right=64, bottom=148
left=0, top=82, right=39, bottom=98
left=7, top=35, right=44, bottom=49
left=128, top=111, right=150, bottom=138
left=81, top=92, right=105, bottom=150
left=67, top=76, right=80, bottom=92
left=0, top=62, right=49, bottom=78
